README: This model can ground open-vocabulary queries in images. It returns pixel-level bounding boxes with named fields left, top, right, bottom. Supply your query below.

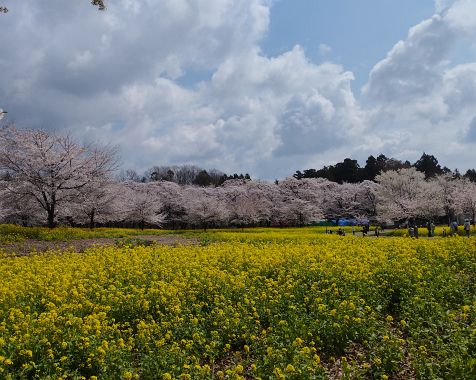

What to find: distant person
left=450, top=221, right=458, bottom=236
left=427, top=221, right=432, bottom=237
left=352, top=226, right=355, bottom=235
left=442, top=227, right=447, bottom=237
left=375, top=226, right=379, bottom=237
left=464, top=219, right=470, bottom=237
left=414, top=224, right=419, bottom=239
left=408, top=225, right=413, bottom=238
left=362, top=225, right=367, bottom=236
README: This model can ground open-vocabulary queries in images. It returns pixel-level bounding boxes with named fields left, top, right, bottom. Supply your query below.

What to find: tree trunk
left=47, top=207, right=55, bottom=229
left=445, top=207, right=451, bottom=226
left=89, top=209, right=96, bottom=229
left=47, top=194, right=57, bottom=228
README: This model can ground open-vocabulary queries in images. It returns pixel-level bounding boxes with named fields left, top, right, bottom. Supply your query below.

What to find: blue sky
left=264, top=0, right=436, bottom=91
left=1, top=0, right=476, bottom=179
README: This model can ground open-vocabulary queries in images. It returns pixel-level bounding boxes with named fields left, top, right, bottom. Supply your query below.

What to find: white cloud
left=360, top=0, right=476, bottom=169
left=435, top=0, right=455, bottom=13
left=317, top=43, right=332, bottom=57
left=3, top=0, right=476, bottom=178
left=363, top=14, right=456, bottom=104
left=68, top=50, right=93, bottom=70
left=87, top=45, right=364, bottom=177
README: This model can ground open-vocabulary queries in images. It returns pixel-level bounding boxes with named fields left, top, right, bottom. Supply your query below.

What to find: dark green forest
left=293, top=153, right=476, bottom=183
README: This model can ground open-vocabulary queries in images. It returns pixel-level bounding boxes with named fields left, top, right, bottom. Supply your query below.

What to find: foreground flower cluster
left=0, top=233, right=475, bottom=379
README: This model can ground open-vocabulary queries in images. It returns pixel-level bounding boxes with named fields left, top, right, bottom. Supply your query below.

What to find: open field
left=0, top=227, right=475, bottom=379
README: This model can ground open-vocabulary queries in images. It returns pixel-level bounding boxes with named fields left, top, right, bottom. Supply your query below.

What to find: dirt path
left=0, top=235, right=200, bottom=256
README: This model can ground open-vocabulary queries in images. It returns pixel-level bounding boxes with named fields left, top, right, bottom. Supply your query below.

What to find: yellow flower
left=285, top=364, right=296, bottom=373
left=314, top=354, right=321, bottom=364
left=293, top=337, right=303, bottom=346
left=273, top=368, right=285, bottom=379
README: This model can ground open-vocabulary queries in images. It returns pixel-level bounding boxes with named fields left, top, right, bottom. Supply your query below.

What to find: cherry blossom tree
left=430, top=173, right=461, bottom=225
left=277, top=178, right=323, bottom=226
left=417, top=179, right=446, bottom=221
left=244, top=180, right=279, bottom=226
left=375, top=167, right=444, bottom=222
left=354, top=180, right=379, bottom=221
left=454, top=179, right=476, bottom=225
left=116, top=182, right=165, bottom=229
left=218, top=179, right=273, bottom=228
left=331, top=182, right=362, bottom=220
left=220, top=181, right=255, bottom=228
left=376, top=168, right=421, bottom=221
left=243, top=180, right=275, bottom=226
left=65, top=181, right=117, bottom=228
left=0, top=126, right=117, bottom=228
left=155, top=181, right=186, bottom=229
left=64, top=145, right=119, bottom=228
left=275, top=196, right=322, bottom=227
left=0, top=185, right=43, bottom=225
left=182, top=186, right=229, bottom=230
left=307, top=178, right=340, bottom=221
left=7, top=194, right=43, bottom=226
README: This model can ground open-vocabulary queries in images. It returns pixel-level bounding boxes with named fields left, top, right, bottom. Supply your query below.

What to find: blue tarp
left=337, top=218, right=369, bottom=226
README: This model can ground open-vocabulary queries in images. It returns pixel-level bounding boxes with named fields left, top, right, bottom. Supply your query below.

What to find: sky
left=1, top=0, right=476, bottom=179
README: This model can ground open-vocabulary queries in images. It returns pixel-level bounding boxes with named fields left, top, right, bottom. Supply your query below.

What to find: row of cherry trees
left=1, top=127, right=476, bottom=229
left=375, top=168, right=476, bottom=225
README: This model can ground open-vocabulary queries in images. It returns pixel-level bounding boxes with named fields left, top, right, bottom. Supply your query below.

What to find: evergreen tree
left=362, top=155, right=379, bottom=180
left=413, top=153, right=443, bottom=178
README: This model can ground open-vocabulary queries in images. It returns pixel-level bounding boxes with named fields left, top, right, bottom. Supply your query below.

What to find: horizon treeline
left=118, top=165, right=251, bottom=186
left=122, top=152, right=476, bottom=186
left=293, top=153, right=476, bottom=183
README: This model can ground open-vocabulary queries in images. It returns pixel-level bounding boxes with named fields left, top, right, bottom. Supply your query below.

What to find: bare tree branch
left=0, top=1, right=106, bottom=14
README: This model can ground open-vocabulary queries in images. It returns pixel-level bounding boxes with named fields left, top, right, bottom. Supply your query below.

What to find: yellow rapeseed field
left=0, top=229, right=475, bottom=379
